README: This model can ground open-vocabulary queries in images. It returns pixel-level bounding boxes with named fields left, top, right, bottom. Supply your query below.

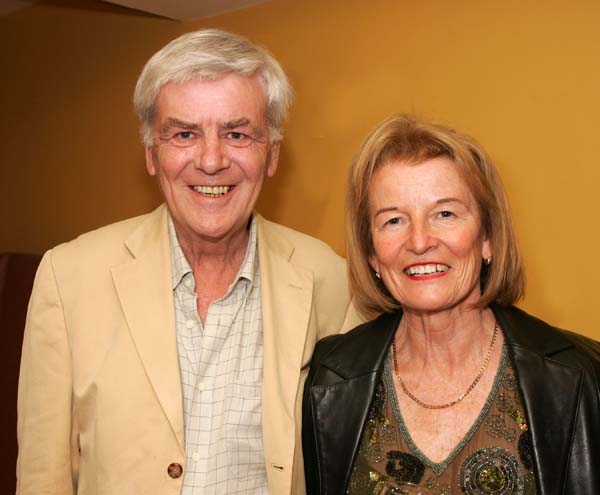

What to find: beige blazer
left=17, top=205, right=360, bottom=495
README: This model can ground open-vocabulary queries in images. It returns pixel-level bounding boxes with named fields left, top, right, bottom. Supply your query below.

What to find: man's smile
left=191, top=185, right=233, bottom=197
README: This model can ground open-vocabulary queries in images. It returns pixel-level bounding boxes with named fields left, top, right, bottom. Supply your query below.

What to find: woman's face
left=368, top=156, right=492, bottom=314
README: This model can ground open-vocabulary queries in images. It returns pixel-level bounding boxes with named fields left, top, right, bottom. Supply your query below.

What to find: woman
left=302, top=115, right=600, bottom=495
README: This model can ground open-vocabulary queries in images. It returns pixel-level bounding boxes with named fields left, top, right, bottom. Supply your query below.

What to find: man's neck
left=173, top=219, right=254, bottom=324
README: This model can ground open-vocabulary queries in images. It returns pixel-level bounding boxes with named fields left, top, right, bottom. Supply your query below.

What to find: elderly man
left=17, top=30, right=357, bottom=495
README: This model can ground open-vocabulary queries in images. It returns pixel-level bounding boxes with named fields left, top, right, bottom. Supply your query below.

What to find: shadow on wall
left=31, top=0, right=166, bottom=18
left=257, top=144, right=331, bottom=236
left=0, top=253, right=42, bottom=494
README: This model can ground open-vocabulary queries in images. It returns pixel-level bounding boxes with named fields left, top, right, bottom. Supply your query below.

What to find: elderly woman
left=302, top=115, right=600, bottom=495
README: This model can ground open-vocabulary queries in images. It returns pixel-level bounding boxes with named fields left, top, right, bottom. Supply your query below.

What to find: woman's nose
left=406, top=222, right=436, bottom=254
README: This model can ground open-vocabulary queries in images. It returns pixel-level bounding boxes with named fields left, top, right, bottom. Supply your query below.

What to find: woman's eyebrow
left=373, top=206, right=399, bottom=217
left=435, top=197, right=464, bottom=206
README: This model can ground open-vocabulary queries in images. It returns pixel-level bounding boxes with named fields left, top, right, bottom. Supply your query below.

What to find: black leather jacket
left=302, top=305, right=600, bottom=495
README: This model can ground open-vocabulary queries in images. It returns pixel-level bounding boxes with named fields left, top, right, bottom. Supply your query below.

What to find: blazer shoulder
left=256, top=214, right=344, bottom=269
left=48, top=207, right=164, bottom=277
left=54, top=208, right=160, bottom=253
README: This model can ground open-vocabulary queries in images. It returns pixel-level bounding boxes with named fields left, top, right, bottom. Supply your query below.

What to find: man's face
left=145, top=73, right=279, bottom=245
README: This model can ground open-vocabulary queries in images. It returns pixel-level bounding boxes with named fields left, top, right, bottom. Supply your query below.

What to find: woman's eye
left=439, top=210, right=454, bottom=218
left=386, top=217, right=400, bottom=226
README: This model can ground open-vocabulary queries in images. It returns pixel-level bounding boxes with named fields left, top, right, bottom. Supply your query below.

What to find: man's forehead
left=156, top=74, right=266, bottom=102
left=154, top=75, right=268, bottom=124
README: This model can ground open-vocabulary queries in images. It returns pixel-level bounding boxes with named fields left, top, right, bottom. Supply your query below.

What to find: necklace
left=392, top=321, right=499, bottom=410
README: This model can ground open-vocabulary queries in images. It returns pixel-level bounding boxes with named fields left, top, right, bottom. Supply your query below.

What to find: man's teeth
left=193, top=185, right=232, bottom=197
left=405, top=264, right=449, bottom=276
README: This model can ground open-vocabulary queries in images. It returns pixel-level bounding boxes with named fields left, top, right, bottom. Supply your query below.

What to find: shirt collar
left=168, top=214, right=258, bottom=292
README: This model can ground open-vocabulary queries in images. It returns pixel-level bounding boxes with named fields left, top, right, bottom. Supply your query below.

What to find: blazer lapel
left=110, top=205, right=185, bottom=453
left=494, top=306, right=582, bottom=495
left=256, top=215, right=314, bottom=473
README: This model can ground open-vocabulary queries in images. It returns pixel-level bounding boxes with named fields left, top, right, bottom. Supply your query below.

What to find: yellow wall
left=2, top=0, right=599, bottom=340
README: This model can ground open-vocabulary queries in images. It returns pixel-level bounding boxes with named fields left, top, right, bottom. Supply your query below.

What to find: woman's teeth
left=405, top=264, right=449, bottom=276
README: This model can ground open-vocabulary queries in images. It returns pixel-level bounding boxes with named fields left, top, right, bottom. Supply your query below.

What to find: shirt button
left=167, top=462, right=183, bottom=479
left=186, top=319, right=194, bottom=329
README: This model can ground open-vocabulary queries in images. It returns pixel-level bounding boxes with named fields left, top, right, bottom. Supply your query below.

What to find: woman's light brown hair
left=346, top=114, right=525, bottom=319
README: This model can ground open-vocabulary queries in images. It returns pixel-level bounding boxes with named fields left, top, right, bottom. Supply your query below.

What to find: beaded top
left=346, top=346, right=537, bottom=495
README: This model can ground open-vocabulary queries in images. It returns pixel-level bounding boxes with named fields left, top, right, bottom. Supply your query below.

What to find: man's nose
left=194, top=134, right=230, bottom=174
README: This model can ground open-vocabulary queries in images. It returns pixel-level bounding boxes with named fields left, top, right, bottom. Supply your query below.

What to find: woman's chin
left=399, top=295, right=478, bottom=315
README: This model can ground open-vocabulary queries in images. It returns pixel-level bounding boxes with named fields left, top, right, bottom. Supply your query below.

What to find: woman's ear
left=369, top=255, right=381, bottom=277
left=481, top=237, right=492, bottom=262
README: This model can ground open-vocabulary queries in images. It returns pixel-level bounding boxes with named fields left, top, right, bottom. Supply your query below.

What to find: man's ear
left=145, top=146, right=157, bottom=176
left=266, top=141, right=280, bottom=178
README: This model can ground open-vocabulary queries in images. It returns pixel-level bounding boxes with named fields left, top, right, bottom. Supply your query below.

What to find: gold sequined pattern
left=502, top=372, right=517, bottom=391
left=497, top=369, right=529, bottom=433
left=346, top=465, right=386, bottom=494
left=484, top=414, right=516, bottom=441
left=364, top=383, right=398, bottom=463
left=424, top=476, right=452, bottom=495
left=524, top=473, right=537, bottom=495
left=346, top=350, right=538, bottom=495
left=459, top=447, right=524, bottom=494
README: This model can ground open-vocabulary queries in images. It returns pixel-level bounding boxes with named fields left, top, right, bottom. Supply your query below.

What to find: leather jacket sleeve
left=302, top=334, right=342, bottom=495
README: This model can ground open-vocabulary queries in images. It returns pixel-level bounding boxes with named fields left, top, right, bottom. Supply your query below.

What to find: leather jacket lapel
left=308, top=312, right=400, bottom=494
left=510, top=346, right=582, bottom=494
left=493, top=304, right=582, bottom=495
left=310, top=374, right=380, bottom=494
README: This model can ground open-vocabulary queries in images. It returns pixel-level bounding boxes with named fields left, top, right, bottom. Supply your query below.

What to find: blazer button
left=167, top=462, right=183, bottom=479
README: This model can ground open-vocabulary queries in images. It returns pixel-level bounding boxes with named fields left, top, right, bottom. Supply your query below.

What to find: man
left=17, top=30, right=359, bottom=495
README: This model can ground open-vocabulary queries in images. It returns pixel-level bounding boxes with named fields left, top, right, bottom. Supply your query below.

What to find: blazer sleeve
left=17, top=251, right=76, bottom=494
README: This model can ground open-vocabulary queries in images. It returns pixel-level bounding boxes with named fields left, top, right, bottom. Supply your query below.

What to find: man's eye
left=227, top=131, right=252, bottom=142
left=165, top=131, right=197, bottom=147
left=439, top=210, right=454, bottom=218
left=225, top=131, right=253, bottom=148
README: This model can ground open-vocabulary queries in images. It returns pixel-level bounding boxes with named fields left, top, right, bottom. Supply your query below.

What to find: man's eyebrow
left=223, top=118, right=251, bottom=129
left=160, top=118, right=199, bottom=134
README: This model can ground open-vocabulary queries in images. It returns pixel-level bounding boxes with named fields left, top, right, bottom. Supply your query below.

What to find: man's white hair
left=133, top=29, right=293, bottom=145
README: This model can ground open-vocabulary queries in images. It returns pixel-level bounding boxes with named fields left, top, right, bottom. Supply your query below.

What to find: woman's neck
left=396, top=306, right=497, bottom=369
